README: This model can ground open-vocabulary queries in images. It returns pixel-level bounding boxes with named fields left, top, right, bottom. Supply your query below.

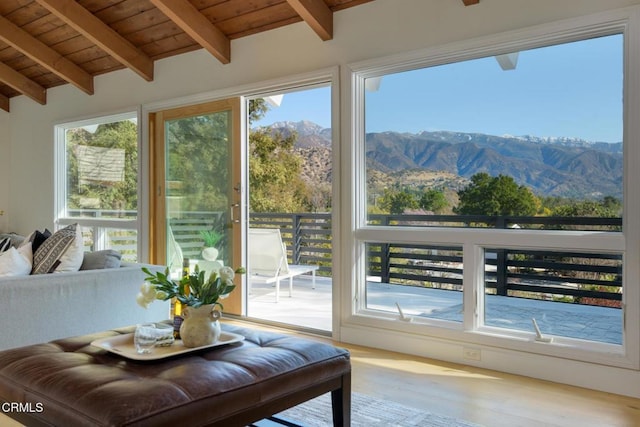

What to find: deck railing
left=250, top=212, right=332, bottom=275
left=252, top=212, right=623, bottom=307
left=67, top=209, right=623, bottom=307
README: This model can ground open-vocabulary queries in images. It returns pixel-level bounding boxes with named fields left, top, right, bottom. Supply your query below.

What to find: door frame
left=148, top=98, right=243, bottom=315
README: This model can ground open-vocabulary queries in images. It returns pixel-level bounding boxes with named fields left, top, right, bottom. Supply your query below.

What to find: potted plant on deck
left=200, top=230, right=223, bottom=261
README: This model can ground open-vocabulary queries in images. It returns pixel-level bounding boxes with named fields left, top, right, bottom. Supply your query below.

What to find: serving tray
left=91, top=331, right=245, bottom=361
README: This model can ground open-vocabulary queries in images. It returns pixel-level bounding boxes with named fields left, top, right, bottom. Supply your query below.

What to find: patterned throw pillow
left=54, top=223, right=84, bottom=273
left=0, top=237, right=11, bottom=253
left=32, top=224, right=78, bottom=274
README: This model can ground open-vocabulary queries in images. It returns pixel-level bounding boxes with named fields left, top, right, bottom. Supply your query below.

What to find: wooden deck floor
left=247, top=276, right=622, bottom=344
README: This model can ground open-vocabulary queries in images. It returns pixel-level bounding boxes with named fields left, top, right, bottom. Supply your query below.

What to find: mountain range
left=266, top=121, right=623, bottom=199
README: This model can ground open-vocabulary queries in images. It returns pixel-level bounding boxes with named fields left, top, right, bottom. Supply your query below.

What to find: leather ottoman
left=0, top=323, right=351, bottom=426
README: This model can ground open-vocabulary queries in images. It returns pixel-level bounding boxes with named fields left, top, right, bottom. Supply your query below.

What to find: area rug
left=269, top=392, right=484, bottom=427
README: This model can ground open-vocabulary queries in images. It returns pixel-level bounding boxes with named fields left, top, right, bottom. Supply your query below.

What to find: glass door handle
left=230, top=203, right=240, bottom=223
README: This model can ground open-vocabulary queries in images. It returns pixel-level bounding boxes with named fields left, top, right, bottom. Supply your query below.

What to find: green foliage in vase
left=138, top=266, right=245, bottom=310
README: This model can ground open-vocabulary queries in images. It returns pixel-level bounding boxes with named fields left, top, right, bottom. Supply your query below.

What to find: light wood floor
left=343, top=341, right=640, bottom=426
left=3, top=320, right=640, bottom=427
left=231, top=320, right=640, bottom=427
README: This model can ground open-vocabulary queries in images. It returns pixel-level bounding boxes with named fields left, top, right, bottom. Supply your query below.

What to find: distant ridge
left=263, top=121, right=622, bottom=199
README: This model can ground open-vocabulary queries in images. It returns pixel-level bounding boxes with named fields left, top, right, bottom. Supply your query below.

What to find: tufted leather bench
left=0, top=323, right=351, bottom=426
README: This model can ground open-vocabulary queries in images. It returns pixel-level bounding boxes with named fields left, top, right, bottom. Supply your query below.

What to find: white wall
left=1, top=0, right=640, bottom=396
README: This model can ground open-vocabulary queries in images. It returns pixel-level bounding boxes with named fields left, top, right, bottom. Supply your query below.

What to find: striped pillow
left=0, top=237, right=11, bottom=253
left=32, top=224, right=77, bottom=274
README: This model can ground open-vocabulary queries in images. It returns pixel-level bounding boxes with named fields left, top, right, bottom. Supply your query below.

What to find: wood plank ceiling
left=0, top=0, right=479, bottom=113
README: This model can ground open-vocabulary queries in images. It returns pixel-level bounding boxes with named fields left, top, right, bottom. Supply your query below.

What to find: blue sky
left=253, top=87, right=332, bottom=128
left=254, top=34, right=623, bottom=143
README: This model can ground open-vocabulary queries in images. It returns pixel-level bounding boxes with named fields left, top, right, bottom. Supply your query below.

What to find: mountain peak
left=270, top=120, right=326, bottom=135
left=258, top=120, right=622, bottom=198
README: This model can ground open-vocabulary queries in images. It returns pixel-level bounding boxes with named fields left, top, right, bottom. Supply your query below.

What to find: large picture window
left=55, top=111, right=139, bottom=262
left=365, top=34, right=623, bottom=231
left=352, top=24, right=636, bottom=367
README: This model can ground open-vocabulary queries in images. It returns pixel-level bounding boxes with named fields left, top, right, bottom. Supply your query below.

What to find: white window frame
left=54, top=109, right=141, bottom=256
left=346, top=7, right=640, bottom=369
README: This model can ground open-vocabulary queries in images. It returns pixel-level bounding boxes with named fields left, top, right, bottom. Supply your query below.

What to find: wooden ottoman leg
left=331, top=372, right=351, bottom=427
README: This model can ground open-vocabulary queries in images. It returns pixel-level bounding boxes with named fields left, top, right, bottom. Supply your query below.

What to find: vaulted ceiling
left=0, top=0, right=479, bottom=113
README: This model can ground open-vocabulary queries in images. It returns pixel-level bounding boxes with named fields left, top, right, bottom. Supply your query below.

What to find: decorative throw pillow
left=18, top=241, right=33, bottom=266
left=0, top=247, right=31, bottom=277
left=3, top=233, right=25, bottom=248
left=0, top=237, right=11, bottom=253
left=80, top=250, right=122, bottom=270
left=53, top=223, right=85, bottom=273
left=32, top=224, right=78, bottom=274
left=21, top=229, right=52, bottom=254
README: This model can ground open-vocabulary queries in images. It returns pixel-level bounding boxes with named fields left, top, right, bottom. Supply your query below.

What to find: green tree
left=248, top=99, right=311, bottom=213
left=419, top=189, right=448, bottom=213
left=551, top=198, right=621, bottom=218
left=66, top=120, right=138, bottom=213
left=455, top=172, right=539, bottom=216
left=602, top=196, right=622, bottom=214
left=541, top=196, right=622, bottom=218
left=379, top=188, right=419, bottom=214
left=164, top=112, right=231, bottom=212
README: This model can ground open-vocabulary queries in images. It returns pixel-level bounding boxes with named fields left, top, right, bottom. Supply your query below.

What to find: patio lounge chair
left=248, top=228, right=319, bottom=302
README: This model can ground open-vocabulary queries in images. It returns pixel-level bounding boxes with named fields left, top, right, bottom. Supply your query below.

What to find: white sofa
left=0, top=262, right=170, bottom=350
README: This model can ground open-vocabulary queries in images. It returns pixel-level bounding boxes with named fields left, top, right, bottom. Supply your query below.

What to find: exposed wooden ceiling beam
left=0, top=93, right=9, bottom=113
left=35, top=0, right=154, bottom=81
left=462, top=0, right=480, bottom=5
left=150, top=0, right=230, bottom=64
left=0, top=15, right=93, bottom=96
left=0, top=62, right=46, bottom=106
left=286, top=0, right=333, bottom=41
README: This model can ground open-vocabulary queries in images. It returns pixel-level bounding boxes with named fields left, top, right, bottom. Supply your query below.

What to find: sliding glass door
left=149, top=99, right=243, bottom=315
left=246, top=85, right=333, bottom=332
